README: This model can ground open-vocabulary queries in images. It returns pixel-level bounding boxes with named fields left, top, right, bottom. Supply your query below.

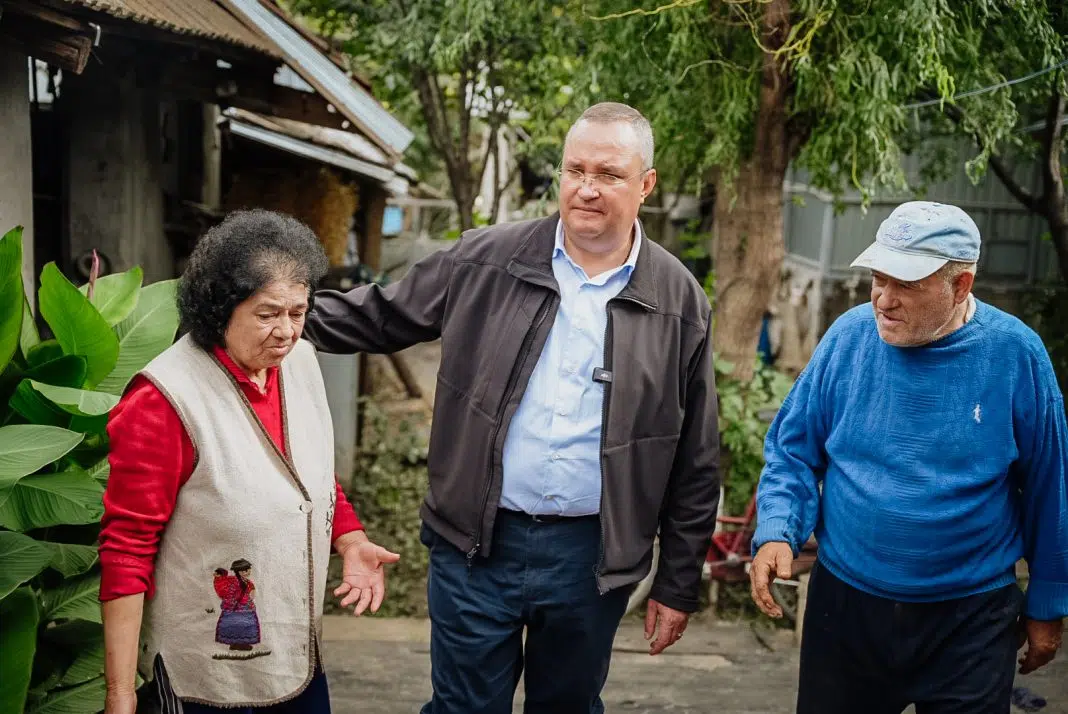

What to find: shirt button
left=300, top=501, right=313, bottom=514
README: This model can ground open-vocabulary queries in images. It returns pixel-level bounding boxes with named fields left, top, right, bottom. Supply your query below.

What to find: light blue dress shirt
left=499, top=219, right=642, bottom=516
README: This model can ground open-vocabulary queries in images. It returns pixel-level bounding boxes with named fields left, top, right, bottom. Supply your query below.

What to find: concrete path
left=321, top=616, right=1068, bottom=714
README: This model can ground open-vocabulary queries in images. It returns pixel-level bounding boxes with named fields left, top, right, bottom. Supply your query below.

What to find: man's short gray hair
left=938, top=260, right=978, bottom=285
left=565, top=102, right=655, bottom=171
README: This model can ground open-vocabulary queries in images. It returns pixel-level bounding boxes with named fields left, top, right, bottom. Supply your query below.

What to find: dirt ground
left=321, top=615, right=1068, bottom=714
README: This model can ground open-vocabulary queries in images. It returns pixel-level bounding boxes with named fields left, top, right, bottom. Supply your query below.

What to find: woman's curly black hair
left=177, top=209, right=329, bottom=349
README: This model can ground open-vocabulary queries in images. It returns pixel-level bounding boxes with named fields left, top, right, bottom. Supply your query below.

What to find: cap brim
left=850, top=243, right=948, bottom=282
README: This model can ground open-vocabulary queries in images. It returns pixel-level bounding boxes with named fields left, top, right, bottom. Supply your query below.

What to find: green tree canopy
left=288, top=0, right=585, bottom=229
left=577, top=0, right=1066, bottom=377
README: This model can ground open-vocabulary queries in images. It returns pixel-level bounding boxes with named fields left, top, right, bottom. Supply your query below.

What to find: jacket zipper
left=595, top=294, right=655, bottom=593
left=468, top=293, right=556, bottom=565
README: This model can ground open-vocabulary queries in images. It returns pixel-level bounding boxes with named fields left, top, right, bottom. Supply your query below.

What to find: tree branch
left=412, top=70, right=449, bottom=162
left=939, top=101, right=1042, bottom=214
left=490, top=138, right=523, bottom=224
left=1039, top=87, right=1066, bottom=210
left=458, top=51, right=474, bottom=181
left=428, top=71, right=455, bottom=161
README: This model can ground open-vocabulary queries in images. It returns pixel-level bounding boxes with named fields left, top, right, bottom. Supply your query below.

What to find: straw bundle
left=223, top=166, right=359, bottom=267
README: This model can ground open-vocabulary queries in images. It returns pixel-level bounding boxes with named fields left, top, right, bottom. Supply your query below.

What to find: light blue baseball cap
left=850, top=201, right=981, bottom=281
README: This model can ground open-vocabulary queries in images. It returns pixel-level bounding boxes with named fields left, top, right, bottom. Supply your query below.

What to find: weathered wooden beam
left=387, top=353, right=423, bottom=399
left=4, top=0, right=90, bottom=31
left=0, top=2, right=94, bottom=74
left=360, top=185, right=388, bottom=272
left=158, top=59, right=354, bottom=132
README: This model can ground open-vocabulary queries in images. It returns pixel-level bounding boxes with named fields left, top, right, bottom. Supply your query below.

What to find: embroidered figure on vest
left=211, top=558, right=272, bottom=660
left=326, top=486, right=337, bottom=538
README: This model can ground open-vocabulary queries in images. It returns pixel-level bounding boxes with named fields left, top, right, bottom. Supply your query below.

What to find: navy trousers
left=797, top=561, right=1024, bottom=714
left=420, top=510, right=632, bottom=714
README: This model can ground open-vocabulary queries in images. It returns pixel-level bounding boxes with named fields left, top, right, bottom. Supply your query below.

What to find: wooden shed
left=0, top=0, right=416, bottom=484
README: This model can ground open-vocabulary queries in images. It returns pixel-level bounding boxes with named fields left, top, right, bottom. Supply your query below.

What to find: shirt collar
left=211, top=345, right=278, bottom=396
left=554, top=218, right=642, bottom=276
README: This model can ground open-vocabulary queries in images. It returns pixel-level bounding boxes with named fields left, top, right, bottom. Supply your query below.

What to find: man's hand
left=103, top=688, right=137, bottom=714
left=1018, top=618, right=1063, bottom=674
left=333, top=531, right=401, bottom=616
left=749, top=541, right=794, bottom=618
left=645, top=599, right=689, bottom=656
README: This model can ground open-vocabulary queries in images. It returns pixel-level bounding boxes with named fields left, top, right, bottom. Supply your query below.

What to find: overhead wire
left=903, top=58, right=1068, bottom=109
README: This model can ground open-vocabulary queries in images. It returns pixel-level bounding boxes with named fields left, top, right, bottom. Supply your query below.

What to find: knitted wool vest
left=136, top=336, right=335, bottom=706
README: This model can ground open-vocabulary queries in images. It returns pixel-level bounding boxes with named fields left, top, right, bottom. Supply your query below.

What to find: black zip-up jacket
left=303, top=214, right=719, bottom=612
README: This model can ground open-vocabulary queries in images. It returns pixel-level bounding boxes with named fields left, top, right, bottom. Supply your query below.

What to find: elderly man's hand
left=645, top=599, right=689, bottom=655
left=1019, top=618, right=1063, bottom=674
left=333, top=531, right=401, bottom=616
left=749, top=542, right=794, bottom=618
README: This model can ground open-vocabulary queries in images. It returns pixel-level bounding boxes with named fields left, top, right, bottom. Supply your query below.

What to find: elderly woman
left=99, top=210, right=398, bottom=714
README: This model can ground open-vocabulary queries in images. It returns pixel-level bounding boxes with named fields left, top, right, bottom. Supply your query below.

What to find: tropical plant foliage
left=0, top=227, right=179, bottom=714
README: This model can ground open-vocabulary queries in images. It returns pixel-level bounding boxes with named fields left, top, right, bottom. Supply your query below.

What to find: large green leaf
left=40, top=621, right=101, bottom=649
left=56, top=639, right=104, bottom=688
left=0, top=425, right=84, bottom=491
left=85, top=458, right=109, bottom=486
left=41, top=574, right=101, bottom=624
left=67, top=414, right=108, bottom=435
left=30, top=382, right=119, bottom=417
left=78, top=267, right=143, bottom=327
left=26, top=341, right=64, bottom=369
left=0, top=586, right=39, bottom=714
left=97, top=279, right=179, bottom=395
left=21, top=298, right=40, bottom=357
left=9, top=380, right=71, bottom=428
left=0, top=531, right=53, bottom=600
left=38, top=264, right=119, bottom=388
left=25, top=356, right=89, bottom=390
left=0, top=470, right=104, bottom=532
left=45, top=543, right=99, bottom=579
left=0, top=226, right=24, bottom=373
left=25, top=675, right=105, bottom=714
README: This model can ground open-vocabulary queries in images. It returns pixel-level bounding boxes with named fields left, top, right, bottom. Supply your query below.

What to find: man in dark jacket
left=303, top=102, right=719, bottom=714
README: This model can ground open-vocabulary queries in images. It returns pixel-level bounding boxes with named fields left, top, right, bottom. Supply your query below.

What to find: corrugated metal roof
left=60, top=0, right=281, bottom=57
left=227, top=108, right=390, bottom=166
left=224, top=109, right=411, bottom=194
left=227, top=109, right=419, bottom=181
left=219, top=0, right=414, bottom=159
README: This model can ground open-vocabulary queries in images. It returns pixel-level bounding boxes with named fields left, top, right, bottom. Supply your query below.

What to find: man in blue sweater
left=750, top=201, right=1067, bottom=713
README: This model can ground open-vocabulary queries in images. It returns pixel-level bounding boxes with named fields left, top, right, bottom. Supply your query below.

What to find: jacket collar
left=507, top=212, right=660, bottom=311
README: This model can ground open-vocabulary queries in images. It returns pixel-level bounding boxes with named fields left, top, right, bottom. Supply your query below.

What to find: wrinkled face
left=224, top=280, right=309, bottom=371
left=870, top=270, right=964, bottom=346
left=559, top=120, right=657, bottom=248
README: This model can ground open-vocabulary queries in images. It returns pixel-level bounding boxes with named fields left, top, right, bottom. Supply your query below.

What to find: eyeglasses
left=555, top=167, right=649, bottom=188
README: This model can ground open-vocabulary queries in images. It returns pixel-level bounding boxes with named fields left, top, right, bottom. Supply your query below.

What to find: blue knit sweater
left=754, top=299, right=1068, bottom=620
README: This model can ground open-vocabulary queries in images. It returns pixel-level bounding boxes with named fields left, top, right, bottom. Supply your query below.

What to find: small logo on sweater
left=973, top=403, right=982, bottom=424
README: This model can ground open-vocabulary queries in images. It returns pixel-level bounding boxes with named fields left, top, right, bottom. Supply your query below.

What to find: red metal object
left=704, top=493, right=758, bottom=582
left=704, top=491, right=819, bottom=583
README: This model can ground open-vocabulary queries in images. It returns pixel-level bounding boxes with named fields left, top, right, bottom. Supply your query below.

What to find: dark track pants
left=797, top=561, right=1023, bottom=714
